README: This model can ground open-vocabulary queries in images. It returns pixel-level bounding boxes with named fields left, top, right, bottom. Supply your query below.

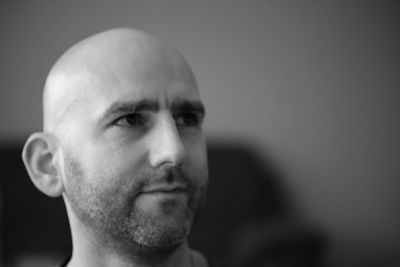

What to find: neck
left=68, top=238, right=192, bottom=267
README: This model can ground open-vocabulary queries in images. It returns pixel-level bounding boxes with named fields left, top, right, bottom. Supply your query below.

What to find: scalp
left=42, top=28, right=195, bottom=136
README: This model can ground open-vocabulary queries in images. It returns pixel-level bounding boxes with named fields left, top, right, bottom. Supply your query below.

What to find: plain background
left=1, top=1, right=399, bottom=266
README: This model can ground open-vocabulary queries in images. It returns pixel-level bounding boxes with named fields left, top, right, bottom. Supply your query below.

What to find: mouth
left=140, top=185, right=187, bottom=195
left=134, top=183, right=190, bottom=213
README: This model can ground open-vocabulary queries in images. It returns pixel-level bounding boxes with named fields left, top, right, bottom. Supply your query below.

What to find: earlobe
left=22, top=132, right=64, bottom=197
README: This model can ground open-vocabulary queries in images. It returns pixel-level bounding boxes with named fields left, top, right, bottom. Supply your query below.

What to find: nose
left=148, top=114, right=186, bottom=168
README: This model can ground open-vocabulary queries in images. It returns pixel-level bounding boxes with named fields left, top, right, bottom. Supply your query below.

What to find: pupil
left=126, top=114, right=139, bottom=125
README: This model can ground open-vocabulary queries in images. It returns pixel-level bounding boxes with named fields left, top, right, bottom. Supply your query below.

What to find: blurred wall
left=1, top=1, right=399, bottom=266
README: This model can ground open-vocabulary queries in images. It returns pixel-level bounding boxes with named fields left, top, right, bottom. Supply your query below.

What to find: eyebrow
left=101, top=99, right=159, bottom=121
left=171, top=99, right=206, bottom=117
left=100, top=99, right=205, bottom=121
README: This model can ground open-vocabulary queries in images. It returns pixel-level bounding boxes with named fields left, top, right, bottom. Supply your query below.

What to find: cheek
left=184, top=138, right=208, bottom=183
left=77, top=140, right=146, bottom=185
left=63, top=149, right=134, bottom=207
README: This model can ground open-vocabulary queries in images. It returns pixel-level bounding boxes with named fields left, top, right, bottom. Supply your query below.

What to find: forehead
left=98, top=51, right=198, bottom=99
left=68, top=47, right=201, bottom=124
left=100, top=51, right=197, bottom=100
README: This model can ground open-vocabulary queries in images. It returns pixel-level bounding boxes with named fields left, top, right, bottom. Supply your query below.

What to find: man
left=22, top=28, right=212, bottom=267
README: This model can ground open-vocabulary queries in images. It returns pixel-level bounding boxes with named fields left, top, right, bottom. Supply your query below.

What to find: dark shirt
left=59, top=255, right=227, bottom=267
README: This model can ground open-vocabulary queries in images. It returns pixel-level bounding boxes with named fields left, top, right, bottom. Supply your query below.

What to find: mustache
left=132, top=166, right=196, bottom=195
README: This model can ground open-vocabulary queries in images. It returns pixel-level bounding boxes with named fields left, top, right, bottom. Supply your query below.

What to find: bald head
left=43, top=28, right=198, bottom=135
left=23, top=28, right=208, bottom=262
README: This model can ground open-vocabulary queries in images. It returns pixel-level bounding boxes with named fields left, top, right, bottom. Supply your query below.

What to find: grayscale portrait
left=1, top=2, right=400, bottom=267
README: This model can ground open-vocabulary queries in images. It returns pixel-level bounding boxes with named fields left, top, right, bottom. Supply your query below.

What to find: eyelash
left=114, top=113, right=202, bottom=128
left=174, top=113, right=201, bottom=127
left=114, top=113, right=146, bottom=127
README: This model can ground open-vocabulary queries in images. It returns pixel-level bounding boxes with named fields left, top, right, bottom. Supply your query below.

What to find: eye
left=174, top=113, right=201, bottom=127
left=114, top=113, right=146, bottom=127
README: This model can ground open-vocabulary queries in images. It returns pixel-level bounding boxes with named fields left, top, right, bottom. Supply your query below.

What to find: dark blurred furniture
left=189, top=142, right=324, bottom=266
left=0, top=141, right=324, bottom=266
left=0, top=142, right=71, bottom=264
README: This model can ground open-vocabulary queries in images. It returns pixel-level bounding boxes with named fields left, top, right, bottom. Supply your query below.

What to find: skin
left=22, top=28, right=209, bottom=267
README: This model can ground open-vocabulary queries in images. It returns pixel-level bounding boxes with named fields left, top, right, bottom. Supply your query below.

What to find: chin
left=115, top=203, right=193, bottom=252
left=118, top=213, right=191, bottom=263
left=134, top=240, right=184, bottom=263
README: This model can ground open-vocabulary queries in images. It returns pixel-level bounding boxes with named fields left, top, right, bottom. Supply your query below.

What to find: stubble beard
left=63, top=152, right=206, bottom=261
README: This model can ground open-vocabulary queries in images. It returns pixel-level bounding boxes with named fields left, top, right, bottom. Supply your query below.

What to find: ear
left=22, top=132, right=64, bottom=197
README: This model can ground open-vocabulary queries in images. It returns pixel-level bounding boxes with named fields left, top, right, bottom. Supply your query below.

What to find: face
left=58, top=46, right=208, bottom=254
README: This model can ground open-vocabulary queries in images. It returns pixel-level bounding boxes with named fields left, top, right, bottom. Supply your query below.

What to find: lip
left=140, top=185, right=187, bottom=194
